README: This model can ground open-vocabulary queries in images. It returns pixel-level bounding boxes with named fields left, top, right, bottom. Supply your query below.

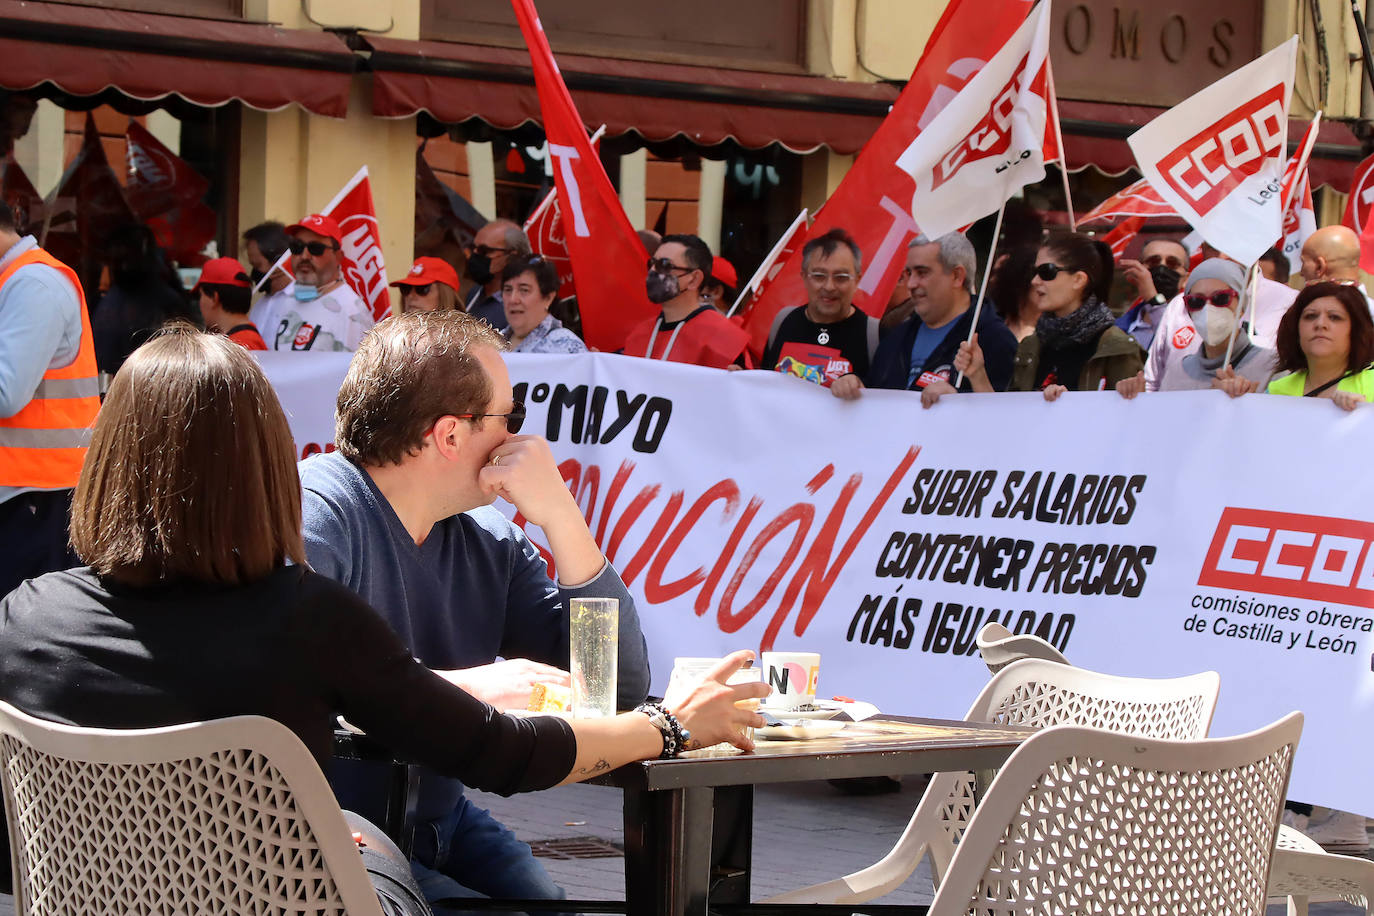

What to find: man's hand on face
left=479, top=435, right=580, bottom=529
left=1119, top=259, right=1158, bottom=301
left=435, top=659, right=571, bottom=710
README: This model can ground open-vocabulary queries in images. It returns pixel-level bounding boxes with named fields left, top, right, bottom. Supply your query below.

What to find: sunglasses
left=1143, top=254, right=1186, bottom=272
left=471, top=245, right=510, bottom=258
left=454, top=401, right=526, bottom=434
left=1034, top=262, right=1071, bottom=281
left=1183, top=289, right=1238, bottom=311
left=404, top=284, right=434, bottom=297
left=289, top=239, right=337, bottom=257
left=647, top=257, right=694, bottom=275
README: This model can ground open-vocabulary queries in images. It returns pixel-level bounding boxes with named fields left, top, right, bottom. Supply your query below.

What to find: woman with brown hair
left=0, top=326, right=764, bottom=906
left=1266, top=280, right=1374, bottom=410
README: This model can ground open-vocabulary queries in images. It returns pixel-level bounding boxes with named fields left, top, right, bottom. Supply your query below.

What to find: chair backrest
left=925, top=659, right=1221, bottom=885
left=975, top=622, right=1069, bottom=674
left=0, top=702, right=383, bottom=916
left=929, top=712, right=1304, bottom=916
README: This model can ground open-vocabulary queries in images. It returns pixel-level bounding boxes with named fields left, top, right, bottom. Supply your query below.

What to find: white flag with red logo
left=895, top=1, right=1052, bottom=240
left=1079, top=178, right=1179, bottom=224
left=1278, top=115, right=1320, bottom=272
left=1128, top=37, right=1297, bottom=266
left=320, top=166, right=390, bottom=321
left=523, top=188, right=576, bottom=300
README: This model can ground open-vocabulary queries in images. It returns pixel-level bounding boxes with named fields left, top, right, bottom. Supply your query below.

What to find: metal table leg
left=624, top=785, right=717, bottom=916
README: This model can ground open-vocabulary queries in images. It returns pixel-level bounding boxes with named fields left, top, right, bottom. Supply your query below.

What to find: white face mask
left=1193, top=304, right=1239, bottom=348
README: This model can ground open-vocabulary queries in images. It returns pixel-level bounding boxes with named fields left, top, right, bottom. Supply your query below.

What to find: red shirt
left=226, top=323, right=268, bottom=351
left=621, top=306, right=751, bottom=369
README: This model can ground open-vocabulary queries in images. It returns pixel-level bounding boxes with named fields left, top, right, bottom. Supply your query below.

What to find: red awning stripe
left=367, top=37, right=898, bottom=155
left=0, top=1, right=356, bottom=118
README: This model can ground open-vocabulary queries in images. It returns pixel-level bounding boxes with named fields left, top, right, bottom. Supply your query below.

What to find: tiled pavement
left=1, top=779, right=1366, bottom=913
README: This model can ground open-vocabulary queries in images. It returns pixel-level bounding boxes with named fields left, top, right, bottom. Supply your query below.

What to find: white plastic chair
left=0, top=701, right=385, bottom=916
left=974, top=622, right=1068, bottom=673
left=925, top=712, right=1303, bottom=915
left=762, top=658, right=1221, bottom=904
left=1269, top=825, right=1374, bottom=915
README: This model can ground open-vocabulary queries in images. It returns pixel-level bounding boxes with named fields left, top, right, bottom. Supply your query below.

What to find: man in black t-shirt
left=762, top=228, right=878, bottom=388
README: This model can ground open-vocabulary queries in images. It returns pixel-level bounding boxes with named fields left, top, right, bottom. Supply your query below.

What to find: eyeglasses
left=454, top=401, right=526, bottom=434
left=404, top=284, right=434, bottom=297
left=647, top=257, right=694, bottom=275
left=289, top=239, right=337, bottom=257
left=471, top=245, right=510, bottom=258
left=1143, top=253, right=1187, bottom=272
left=1034, top=262, right=1071, bottom=281
left=805, top=271, right=855, bottom=285
left=1183, top=289, right=1238, bottom=311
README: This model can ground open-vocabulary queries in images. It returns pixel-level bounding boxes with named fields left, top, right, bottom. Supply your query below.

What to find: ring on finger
left=491, top=454, right=502, bottom=467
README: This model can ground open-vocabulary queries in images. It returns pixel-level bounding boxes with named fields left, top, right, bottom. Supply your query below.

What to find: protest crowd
left=4, top=0, right=1374, bottom=913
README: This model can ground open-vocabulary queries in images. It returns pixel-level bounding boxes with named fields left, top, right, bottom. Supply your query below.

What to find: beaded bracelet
left=634, top=702, right=692, bottom=758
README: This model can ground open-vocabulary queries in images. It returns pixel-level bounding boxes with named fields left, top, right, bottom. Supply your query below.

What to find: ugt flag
left=741, top=0, right=1035, bottom=358
left=1128, top=37, right=1298, bottom=266
left=511, top=0, right=653, bottom=351
left=321, top=166, right=390, bottom=321
left=895, top=0, right=1052, bottom=241
left=523, top=188, right=577, bottom=300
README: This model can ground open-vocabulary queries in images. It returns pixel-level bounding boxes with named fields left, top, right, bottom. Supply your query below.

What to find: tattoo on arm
left=575, top=758, right=611, bottom=777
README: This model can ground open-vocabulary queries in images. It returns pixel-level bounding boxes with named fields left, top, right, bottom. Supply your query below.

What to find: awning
left=0, top=0, right=356, bottom=118
left=1057, top=100, right=1364, bottom=193
left=366, top=37, right=900, bottom=155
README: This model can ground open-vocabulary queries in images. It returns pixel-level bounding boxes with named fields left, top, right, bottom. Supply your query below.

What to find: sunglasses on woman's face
left=1034, top=262, right=1069, bottom=281
left=404, top=284, right=434, bottom=297
left=288, top=239, right=337, bottom=257
left=1183, top=289, right=1238, bottom=311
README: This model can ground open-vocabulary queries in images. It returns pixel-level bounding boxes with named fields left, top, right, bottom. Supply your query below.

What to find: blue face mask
left=294, top=283, right=320, bottom=302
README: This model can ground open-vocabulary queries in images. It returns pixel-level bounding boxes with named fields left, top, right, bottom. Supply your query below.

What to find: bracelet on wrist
left=634, top=702, right=691, bottom=758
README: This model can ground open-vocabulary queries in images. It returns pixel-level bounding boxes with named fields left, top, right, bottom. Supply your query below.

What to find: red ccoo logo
left=1156, top=84, right=1286, bottom=216
left=930, top=56, right=1042, bottom=192
left=1198, top=508, right=1374, bottom=607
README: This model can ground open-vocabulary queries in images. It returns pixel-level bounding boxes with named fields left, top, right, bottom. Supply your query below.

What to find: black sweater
left=0, top=566, right=576, bottom=797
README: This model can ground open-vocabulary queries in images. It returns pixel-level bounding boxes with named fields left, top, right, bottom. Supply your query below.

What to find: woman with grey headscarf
left=1116, top=258, right=1276, bottom=398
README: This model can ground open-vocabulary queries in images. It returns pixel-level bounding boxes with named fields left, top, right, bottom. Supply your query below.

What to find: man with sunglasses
left=465, top=219, right=532, bottom=329
left=1115, top=238, right=1190, bottom=351
left=299, top=311, right=649, bottom=908
left=270, top=214, right=374, bottom=351
left=622, top=233, right=750, bottom=367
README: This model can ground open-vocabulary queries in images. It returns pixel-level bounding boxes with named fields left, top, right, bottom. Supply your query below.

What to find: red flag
left=1079, top=178, right=1178, bottom=224
left=511, top=0, right=656, bottom=351
left=125, top=121, right=215, bottom=264
left=320, top=166, right=391, bottom=321
left=524, top=189, right=577, bottom=299
left=730, top=208, right=809, bottom=320
left=1342, top=152, right=1374, bottom=235
left=1100, top=216, right=1146, bottom=260
left=0, top=158, right=44, bottom=236
left=1360, top=210, right=1374, bottom=274
left=742, top=0, right=1034, bottom=358
left=1278, top=116, right=1320, bottom=269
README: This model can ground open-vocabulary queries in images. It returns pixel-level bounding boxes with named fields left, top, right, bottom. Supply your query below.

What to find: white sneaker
left=1304, top=810, right=1369, bottom=853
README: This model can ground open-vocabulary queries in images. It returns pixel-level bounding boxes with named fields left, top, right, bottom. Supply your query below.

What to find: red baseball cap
left=390, top=257, right=461, bottom=292
left=193, top=257, right=251, bottom=292
left=711, top=256, right=738, bottom=289
left=286, top=214, right=343, bottom=244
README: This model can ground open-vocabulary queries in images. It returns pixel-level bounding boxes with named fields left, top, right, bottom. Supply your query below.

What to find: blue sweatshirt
left=299, top=452, right=651, bottom=820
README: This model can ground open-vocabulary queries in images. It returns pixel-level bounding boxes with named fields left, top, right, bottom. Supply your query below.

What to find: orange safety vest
left=0, top=248, right=99, bottom=490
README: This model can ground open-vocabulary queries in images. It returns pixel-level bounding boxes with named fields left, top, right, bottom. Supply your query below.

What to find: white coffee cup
left=761, top=651, right=820, bottom=710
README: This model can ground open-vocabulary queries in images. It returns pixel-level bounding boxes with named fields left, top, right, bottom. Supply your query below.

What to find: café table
left=592, top=714, right=1034, bottom=916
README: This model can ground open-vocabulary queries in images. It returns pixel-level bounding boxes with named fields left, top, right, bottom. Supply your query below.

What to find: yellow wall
left=238, top=0, right=419, bottom=314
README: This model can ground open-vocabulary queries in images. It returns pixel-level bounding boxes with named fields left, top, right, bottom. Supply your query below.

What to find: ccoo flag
left=740, top=0, right=1035, bottom=358
left=895, top=0, right=1053, bottom=241
left=1128, top=37, right=1297, bottom=266
left=510, top=0, right=653, bottom=351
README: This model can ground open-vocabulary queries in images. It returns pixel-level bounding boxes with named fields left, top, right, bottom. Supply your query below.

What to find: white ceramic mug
left=760, top=651, right=820, bottom=710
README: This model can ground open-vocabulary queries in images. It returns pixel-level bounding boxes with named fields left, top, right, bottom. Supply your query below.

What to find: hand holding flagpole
left=955, top=200, right=1006, bottom=388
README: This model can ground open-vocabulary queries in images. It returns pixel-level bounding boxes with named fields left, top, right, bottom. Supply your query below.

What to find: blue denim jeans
left=410, top=791, right=568, bottom=914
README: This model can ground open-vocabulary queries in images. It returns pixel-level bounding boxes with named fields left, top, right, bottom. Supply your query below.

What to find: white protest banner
left=895, top=1, right=1052, bottom=240
left=1128, top=37, right=1297, bottom=265
left=256, top=351, right=1374, bottom=814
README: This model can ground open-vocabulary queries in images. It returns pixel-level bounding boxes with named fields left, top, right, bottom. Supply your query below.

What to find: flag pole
left=727, top=208, right=809, bottom=318
left=1224, top=261, right=1261, bottom=368
left=955, top=199, right=1007, bottom=388
left=1279, top=110, right=1322, bottom=216
left=1046, top=59, right=1076, bottom=230
left=1350, top=0, right=1374, bottom=98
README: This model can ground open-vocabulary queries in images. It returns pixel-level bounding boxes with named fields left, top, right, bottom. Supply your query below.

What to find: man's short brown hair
left=335, top=311, right=506, bottom=467
left=70, top=325, right=305, bottom=586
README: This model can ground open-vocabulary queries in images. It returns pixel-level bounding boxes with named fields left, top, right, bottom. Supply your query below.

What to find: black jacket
left=866, top=303, right=1019, bottom=392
